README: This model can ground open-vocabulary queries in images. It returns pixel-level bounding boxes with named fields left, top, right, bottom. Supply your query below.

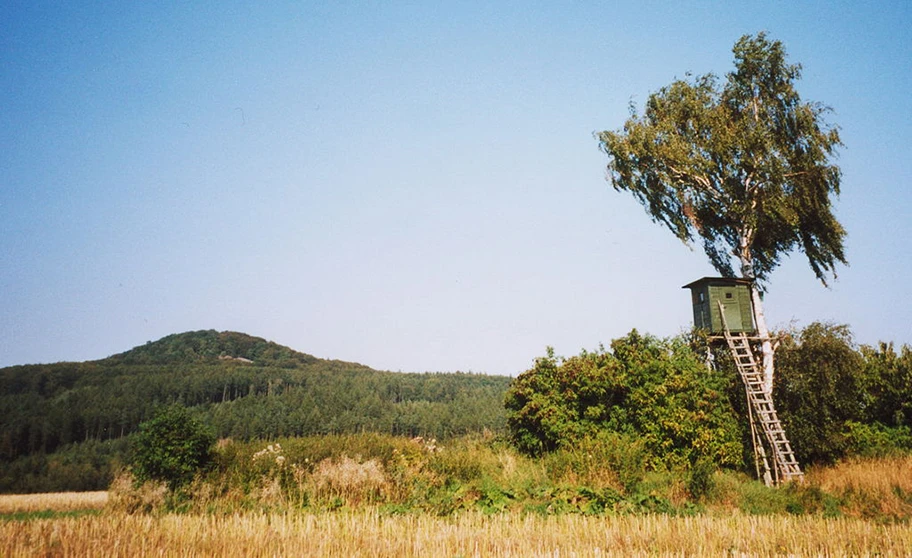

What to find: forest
left=0, top=330, right=510, bottom=492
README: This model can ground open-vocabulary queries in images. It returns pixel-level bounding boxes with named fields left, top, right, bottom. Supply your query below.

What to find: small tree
left=597, top=33, right=846, bottom=392
left=773, top=323, right=864, bottom=464
left=130, top=404, right=214, bottom=489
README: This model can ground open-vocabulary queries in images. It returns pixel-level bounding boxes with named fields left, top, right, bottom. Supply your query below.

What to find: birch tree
left=597, top=33, right=846, bottom=391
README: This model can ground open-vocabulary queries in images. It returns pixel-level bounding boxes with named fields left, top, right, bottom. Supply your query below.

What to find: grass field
left=2, top=507, right=912, bottom=556
left=1, top=490, right=912, bottom=557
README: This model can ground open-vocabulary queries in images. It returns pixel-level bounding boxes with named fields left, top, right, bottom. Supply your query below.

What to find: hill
left=0, top=331, right=512, bottom=493
left=103, top=330, right=321, bottom=367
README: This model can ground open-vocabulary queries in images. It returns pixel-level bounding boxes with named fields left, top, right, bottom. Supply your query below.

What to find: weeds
left=106, top=472, right=167, bottom=514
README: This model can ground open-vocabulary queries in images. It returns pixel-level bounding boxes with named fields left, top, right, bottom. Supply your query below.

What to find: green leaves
left=761, top=322, right=912, bottom=464
left=598, top=32, right=845, bottom=287
left=504, top=332, right=742, bottom=469
left=130, top=404, right=215, bottom=490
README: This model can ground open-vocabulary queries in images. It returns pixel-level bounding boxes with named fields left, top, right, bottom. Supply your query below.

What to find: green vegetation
left=130, top=405, right=215, bottom=489
left=102, top=432, right=912, bottom=523
left=504, top=331, right=742, bottom=471
left=1, top=324, right=910, bottom=508
left=0, top=330, right=510, bottom=493
left=506, top=325, right=912, bottom=479
left=772, top=323, right=912, bottom=464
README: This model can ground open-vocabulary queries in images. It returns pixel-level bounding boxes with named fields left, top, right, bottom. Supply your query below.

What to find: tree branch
left=667, top=165, right=721, bottom=199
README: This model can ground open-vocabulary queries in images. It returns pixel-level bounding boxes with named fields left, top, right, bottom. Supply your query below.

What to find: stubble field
left=2, top=492, right=912, bottom=557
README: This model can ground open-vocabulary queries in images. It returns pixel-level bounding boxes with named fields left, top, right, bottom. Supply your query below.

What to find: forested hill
left=103, top=330, right=324, bottom=367
left=0, top=331, right=512, bottom=491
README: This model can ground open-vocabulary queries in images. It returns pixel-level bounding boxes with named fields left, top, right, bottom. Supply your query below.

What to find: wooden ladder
left=722, top=329, right=804, bottom=485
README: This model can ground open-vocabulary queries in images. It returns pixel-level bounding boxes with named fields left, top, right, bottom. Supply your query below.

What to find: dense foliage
left=771, top=324, right=912, bottom=464
left=504, top=331, right=743, bottom=469
left=130, top=405, right=215, bottom=489
left=2, top=325, right=910, bottom=494
left=105, top=330, right=319, bottom=367
left=506, top=326, right=912, bottom=478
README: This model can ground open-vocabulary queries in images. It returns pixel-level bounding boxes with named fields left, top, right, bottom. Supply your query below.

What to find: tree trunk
left=749, top=283, right=776, bottom=393
left=739, top=231, right=776, bottom=393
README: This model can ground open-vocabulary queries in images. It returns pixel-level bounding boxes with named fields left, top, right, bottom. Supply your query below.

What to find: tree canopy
left=597, top=32, right=846, bottom=289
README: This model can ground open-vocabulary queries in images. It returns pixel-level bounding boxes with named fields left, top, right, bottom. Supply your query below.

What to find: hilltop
left=103, top=330, right=323, bottom=368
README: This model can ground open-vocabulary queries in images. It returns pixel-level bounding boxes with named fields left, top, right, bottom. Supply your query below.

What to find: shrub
left=130, top=404, right=215, bottom=490
left=774, top=323, right=864, bottom=464
left=504, top=331, right=742, bottom=470
left=843, top=421, right=912, bottom=458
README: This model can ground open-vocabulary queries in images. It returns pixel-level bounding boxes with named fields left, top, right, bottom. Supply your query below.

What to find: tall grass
left=807, top=455, right=912, bottom=520
left=3, top=510, right=911, bottom=556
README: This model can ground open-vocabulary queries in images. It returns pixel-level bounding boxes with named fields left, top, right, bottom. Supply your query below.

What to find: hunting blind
left=682, top=277, right=755, bottom=334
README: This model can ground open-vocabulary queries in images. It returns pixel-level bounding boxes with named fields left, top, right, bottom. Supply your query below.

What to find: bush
left=842, top=421, right=912, bottom=458
left=774, top=323, right=864, bottom=464
left=130, top=404, right=215, bottom=490
left=504, top=331, right=742, bottom=470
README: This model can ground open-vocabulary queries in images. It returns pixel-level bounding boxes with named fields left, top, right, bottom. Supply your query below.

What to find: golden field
left=2, top=509, right=912, bottom=557
left=1, top=495, right=912, bottom=557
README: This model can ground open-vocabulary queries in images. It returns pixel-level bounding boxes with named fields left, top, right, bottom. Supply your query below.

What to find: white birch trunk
left=739, top=224, right=775, bottom=393
left=749, top=284, right=776, bottom=394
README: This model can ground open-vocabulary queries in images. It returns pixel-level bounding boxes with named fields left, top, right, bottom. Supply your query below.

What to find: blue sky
left=2, top=2, right=910, bottom=374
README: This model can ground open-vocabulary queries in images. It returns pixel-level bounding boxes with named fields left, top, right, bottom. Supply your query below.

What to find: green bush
left=130, top=404, right=215, bottom=490
left=843, top=421, right=912, bottom=458
left=504, top=331, right=742, bottom=470
left=859, top=342, right=912, bottom=428
left=774, top=323, right=864, bottom=464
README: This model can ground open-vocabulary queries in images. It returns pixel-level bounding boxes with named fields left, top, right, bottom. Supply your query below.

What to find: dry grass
left=0, top=491, right=108, bottom=514
left=807, top=455, right=912, bottom=520
left=308, top=456, right=389, bottom=504
left=106, top=472, right=168, bottom=514
left=2, top=509, right=912, bottom=557
left=810, top=455, right=912, bottom=494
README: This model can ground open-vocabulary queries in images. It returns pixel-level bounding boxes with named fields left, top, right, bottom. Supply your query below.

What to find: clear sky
left=2, top=2, right=910, bottom=375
